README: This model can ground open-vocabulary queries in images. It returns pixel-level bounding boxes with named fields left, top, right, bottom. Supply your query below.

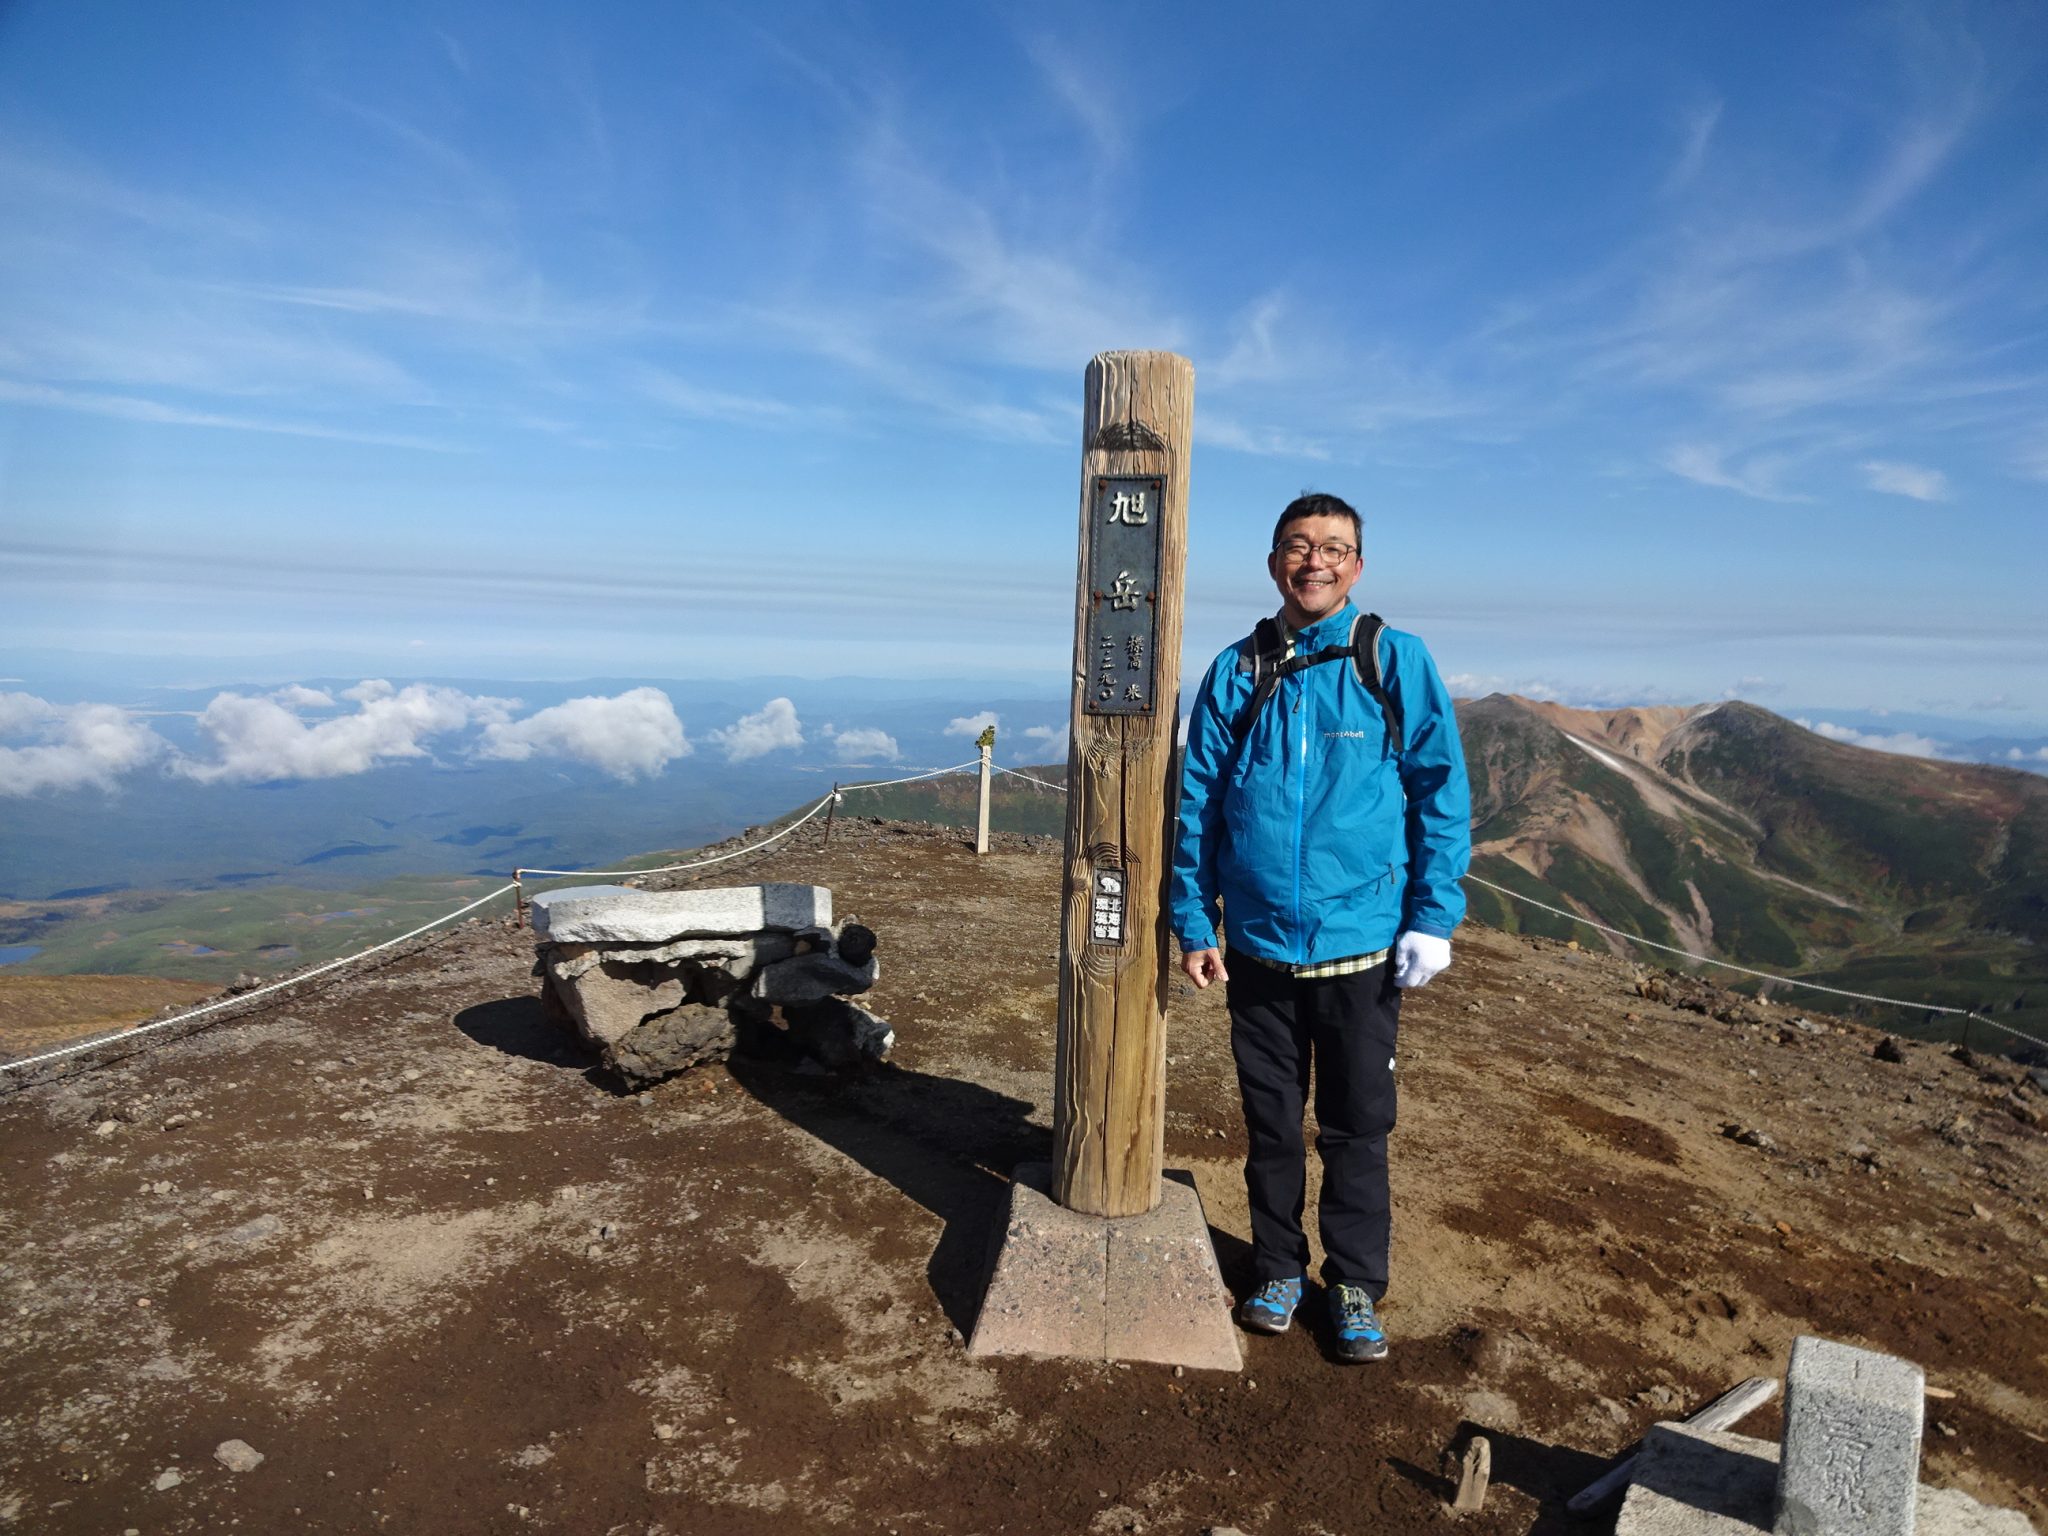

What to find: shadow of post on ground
left=725, top=1054, right=1048, bottom=1337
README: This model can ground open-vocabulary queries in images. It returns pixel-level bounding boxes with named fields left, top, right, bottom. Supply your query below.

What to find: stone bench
left=531, top=883, right=892, bottom=1087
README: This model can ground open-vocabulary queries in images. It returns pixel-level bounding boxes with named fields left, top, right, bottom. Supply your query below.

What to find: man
left=1171, top=491, right=1470, bottom=1363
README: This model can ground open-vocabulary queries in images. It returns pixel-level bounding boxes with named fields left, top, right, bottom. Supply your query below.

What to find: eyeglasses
left=1272, top=538, right=1356, bottom=564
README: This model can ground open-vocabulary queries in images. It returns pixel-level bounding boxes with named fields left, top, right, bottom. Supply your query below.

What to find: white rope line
left=935, top=757, right=2040, bottom=1050
left=991, top=764, right=1067, bottom=792
left=1466, top=874, right=2048, bottom=1052
left=0, top=881, right=521, bottom=1076
left=517, top=794, right=837, bottom=879
left=514, top=759, right=984, bottom=881
left=836, top=756, right=984, bottom=793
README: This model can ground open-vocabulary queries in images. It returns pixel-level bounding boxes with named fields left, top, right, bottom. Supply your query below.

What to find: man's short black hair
left=1271, top=492, right=1361, bottom=549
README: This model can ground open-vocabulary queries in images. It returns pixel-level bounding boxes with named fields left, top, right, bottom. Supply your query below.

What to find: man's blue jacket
left=1171, top=601, right=1472, bottom=965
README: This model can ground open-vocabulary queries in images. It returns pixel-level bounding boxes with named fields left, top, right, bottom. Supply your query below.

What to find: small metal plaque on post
left=1084, top=476, right=1162, bottom=715
left=1090, top=863, right=1126, bottom=947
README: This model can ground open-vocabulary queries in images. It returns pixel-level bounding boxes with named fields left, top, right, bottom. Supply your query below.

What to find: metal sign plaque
left=1089, top=862, right=1127, bottom=946
left=1083, top=475, right=1163, bottom=715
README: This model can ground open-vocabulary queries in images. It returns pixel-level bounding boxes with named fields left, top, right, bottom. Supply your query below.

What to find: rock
left=153, top=1469, right=182, bottom=1491
left=549, top=958, right=690, bottom=1046
left=224, top=1214, right=281, bottom=1245
left=607, top=1002, right=735, bottom=1088
left=1933, top=1112, right=1974, bottom=1147
left=213, top=1439, right=264, bottom=1473
left=1775, top=1336, right=1922, bottom=1536
left=531, top=884, right=832, bottom=944
left=93, top=1120, right=120, bottom=1138
left=777, top=998, right=895, bottom=1072
left=751, top=950, right=878, bottom=1004
left=544, top=932, right=796, bottom=983
left=1722, top=1124, right=1778, bottom=1152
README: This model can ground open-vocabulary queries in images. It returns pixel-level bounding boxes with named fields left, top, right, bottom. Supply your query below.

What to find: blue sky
left=3, top=0, right=2045, bottom=731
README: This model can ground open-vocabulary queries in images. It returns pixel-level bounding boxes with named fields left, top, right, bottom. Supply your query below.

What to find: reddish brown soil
left=1, top=817, right=2042, bottom=1534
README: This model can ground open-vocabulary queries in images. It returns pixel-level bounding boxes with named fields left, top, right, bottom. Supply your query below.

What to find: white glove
left=1392, top=931, right=1451, bottom=989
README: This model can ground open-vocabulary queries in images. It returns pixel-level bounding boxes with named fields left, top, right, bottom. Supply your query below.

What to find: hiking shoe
left=1236, top=1276, right=1305, bottom=1335
left=1328, top=1283, right=1388, bottom=1363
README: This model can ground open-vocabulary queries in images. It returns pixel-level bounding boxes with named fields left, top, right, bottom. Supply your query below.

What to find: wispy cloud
left=1662, top=100, right=1722, bottom=196
left=1862, top=458, right=1950, bottom=501
left=1020, top=32, right=1127, bottom=167
left=0, top=380, right=457, bottom=451
left=1660, top=442, right=1810, bottom=502
left=631, top=365, right=807, bottom=428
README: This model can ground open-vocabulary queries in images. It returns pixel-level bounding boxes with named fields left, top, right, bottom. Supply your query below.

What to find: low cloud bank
left=710, top=697, right=803, bottom=762
left=1021, top=723, right=1069, bottom=759
left=828, top=726, right=901, bottom=763
left=478, top=688, right=689, bottom=779
left=0, top=693, right=166, bottom=795
left=178, top=681, right=514, bottom=784
left=1797, top=719, right=1949, bottom=760
left=0, top=682, right=703, bottom=793
left=945, top=711, right=999, bottom=739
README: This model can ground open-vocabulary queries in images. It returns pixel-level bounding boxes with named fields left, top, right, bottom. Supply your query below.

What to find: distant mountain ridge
left=1459, top=694, right=2046, bottom=1041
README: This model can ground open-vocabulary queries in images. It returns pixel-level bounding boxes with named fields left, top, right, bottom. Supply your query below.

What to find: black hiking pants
left=1228, top=956, right=1401, bottom=1299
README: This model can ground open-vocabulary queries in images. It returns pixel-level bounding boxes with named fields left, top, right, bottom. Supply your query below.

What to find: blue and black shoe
left=1236, top=1275, right=1305, bottom=1334
left=1328, top=1283, right=1388, bottom=1363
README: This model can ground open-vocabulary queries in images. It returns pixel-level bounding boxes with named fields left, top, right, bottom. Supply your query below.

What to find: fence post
left=976, top=726, right=995, bottom=855
left=824, top=784, right=839, bottom=849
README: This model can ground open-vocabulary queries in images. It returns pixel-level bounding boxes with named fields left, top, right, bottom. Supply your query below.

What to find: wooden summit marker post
left=1054, top=351, right=1191, bottom=1218
left=968, top=351, right=1238, bottom=1371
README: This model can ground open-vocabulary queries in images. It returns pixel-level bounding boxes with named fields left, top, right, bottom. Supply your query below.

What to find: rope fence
left=1459, top=875, right=2048, bottom=1054
left=0, top=758, right=992, bottom=1081
left=0, top=881, right=521, bottom=1077
left=7, top=747, right=2041, bottom=1078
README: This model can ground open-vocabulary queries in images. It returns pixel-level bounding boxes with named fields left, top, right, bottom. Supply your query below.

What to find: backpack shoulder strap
left=1349, top=613, right=1405, bottom=755
left=1231, top=618, right=1289, bottom=742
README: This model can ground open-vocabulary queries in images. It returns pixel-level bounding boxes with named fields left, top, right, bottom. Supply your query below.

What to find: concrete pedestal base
left=967, top=1163, right=1242, bottom=1372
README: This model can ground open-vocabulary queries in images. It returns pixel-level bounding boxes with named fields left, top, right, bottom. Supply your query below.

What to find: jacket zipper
left=1292, top=675, right=1307, bottom=963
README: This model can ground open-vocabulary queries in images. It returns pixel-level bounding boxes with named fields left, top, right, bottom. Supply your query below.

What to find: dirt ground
left=1, top=817, right=2043, bottom=1535
left=0, top=976, right=216, bottom=1062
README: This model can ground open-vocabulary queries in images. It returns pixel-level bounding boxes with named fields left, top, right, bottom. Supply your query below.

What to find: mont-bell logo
left=1324, top=730, right=1368, bottom=740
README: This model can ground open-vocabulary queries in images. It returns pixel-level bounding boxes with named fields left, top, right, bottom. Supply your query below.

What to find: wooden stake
left=1452, top=1436, right=1490, bottom=1514
left=824, top=784, right=839, bottom=849
left=1051, top=351, right=1194, bottom=1218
